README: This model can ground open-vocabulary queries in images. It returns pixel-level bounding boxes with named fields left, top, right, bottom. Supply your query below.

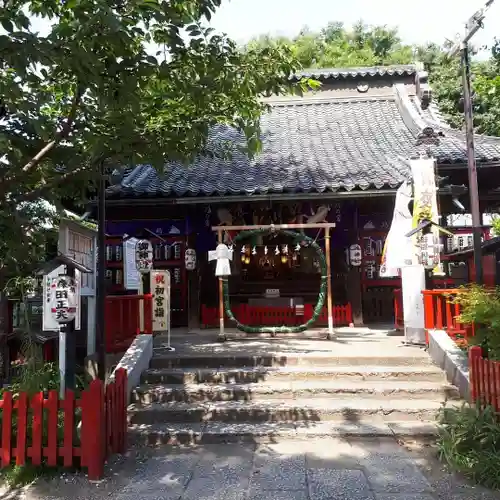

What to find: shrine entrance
left=210, top=223, right=336, bottom=341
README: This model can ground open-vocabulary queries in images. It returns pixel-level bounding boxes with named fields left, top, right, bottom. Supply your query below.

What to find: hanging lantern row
left=239, top=244, right=301, bottom=255
left=134, top=239, right=197, bottom=272
left=239, top=244, right=302, bottom=265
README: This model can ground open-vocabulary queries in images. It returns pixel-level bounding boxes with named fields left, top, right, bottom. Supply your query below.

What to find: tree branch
left=13, top=165, right=90, bottom=204
left=20, top=85, right=84, bottom=174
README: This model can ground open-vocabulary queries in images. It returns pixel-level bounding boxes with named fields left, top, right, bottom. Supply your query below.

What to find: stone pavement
left=14, top=437, right=500, bottom=500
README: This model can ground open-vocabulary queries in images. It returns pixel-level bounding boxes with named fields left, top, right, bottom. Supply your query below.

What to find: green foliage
left=0, top=462, right=58, bottom=488
left=474, top=73, right=500, bottom=137
left=0, top=0, right=309, bottom=282
left=3, top=362, right=60, bottom=398
left=437, top=403, right=500, bottom=489
left=492, top=216, right=500, bottom=237
left=246, top=22, right=500, bottom=140
left=452, top=285, right=500, bottom=360
left=246, top=21, right=414, bottom=68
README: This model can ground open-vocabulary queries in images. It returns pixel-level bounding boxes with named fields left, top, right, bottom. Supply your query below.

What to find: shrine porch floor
left=155, top=325, right=422, bottom=361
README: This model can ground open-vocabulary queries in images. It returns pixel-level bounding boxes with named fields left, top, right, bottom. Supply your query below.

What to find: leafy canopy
left=0, top=0, right=311, bottom=279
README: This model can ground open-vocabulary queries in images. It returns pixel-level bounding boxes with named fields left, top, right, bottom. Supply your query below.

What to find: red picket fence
left=469, top=346, right=500, bottom=410
left=201, top=303, right=353, bottom=328
left=421, top=289, right=474, bottom=343
left=0, top=368, right=128, bottom=480
left=105, top=295, right=153, bottom=353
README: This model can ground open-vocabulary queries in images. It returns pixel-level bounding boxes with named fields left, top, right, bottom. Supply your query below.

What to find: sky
left=25, top=0, right=499, bottom=59
left=209, top=0, right=499, bottom=55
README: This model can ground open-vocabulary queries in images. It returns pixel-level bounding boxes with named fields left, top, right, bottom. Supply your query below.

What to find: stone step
left=141, top=365, right=445, bottom=385
left=150, top=352, right=433, bottom=369
left=131, top=380, right=459, bottom=404
left=154, top=329, right=402, bottom=343
left=128, top=398, right=445, bottom=425
left=128, top=419, right=439, bottom=446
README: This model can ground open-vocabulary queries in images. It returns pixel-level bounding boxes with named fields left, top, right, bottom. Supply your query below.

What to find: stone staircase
left=128, top=332, right=459, bottom=445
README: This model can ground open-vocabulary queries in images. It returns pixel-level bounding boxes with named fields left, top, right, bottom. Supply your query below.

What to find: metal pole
left=96, top=161, right=107, bottom=379
left=461, top=43, right=483, bottom=284
left=62, top=265, right=76, bottom=392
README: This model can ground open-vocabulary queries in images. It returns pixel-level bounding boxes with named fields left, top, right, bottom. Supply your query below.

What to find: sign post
left=50, top=273, right=78, bottom=398
left=57, top=217, right=97, bottom=362
left=41, top=254, right=91, bottom=397
left=151, top=270, right=173, bottom=351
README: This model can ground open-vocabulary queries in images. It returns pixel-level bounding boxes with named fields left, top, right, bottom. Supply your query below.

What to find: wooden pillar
left=217, top=229, right=225, bottom=340
left=348, top=203, right=363, bottom=326
left=324, top=227, right=334, bottom=338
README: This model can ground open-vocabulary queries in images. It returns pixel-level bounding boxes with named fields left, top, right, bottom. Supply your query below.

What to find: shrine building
left=104, top=63, right=500, bottom=331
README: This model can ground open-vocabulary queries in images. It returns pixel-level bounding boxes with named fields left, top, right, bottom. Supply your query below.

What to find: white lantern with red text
left=50, top=275, right=78, bottom=324
left=349, top=244, right=362, bottom=267
left=135, top=239, right=153, bottom=273
left=185, top=248, right=196, bottom=271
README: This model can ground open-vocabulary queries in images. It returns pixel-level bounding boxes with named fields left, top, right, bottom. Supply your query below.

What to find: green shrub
left=437, top=403, right=500, bottom=489
left=452, top=285, right=500, bottom=360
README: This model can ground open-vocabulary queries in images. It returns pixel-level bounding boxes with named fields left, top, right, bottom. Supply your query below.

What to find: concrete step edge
left=132, top=381, right=457, bottom=396
left=143, top=365, right=443, bottom=376
left=127, top=420, right=439, bottom=445
left=150, top=355, right=433, bottom=367
left=128, top=398, right=448, bottom=413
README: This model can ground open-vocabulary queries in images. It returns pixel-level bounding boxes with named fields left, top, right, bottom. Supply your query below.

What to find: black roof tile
left=109, top=95, right=500, bottom=199
left=294, top=64, right=417, bottom=80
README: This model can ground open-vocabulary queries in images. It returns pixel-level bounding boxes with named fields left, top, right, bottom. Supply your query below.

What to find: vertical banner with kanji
left=150, top=270, right=171, bottom=332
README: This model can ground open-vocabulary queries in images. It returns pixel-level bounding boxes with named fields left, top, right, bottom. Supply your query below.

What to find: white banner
left=379, top=181, right=413, bottom=277
left=123, top=237, right=140, bottom=290
left=401, top=265, right=426, bottom=345
left=410, top=157, right=441, bottom=270
left=150, top=270, right=171, bottom=332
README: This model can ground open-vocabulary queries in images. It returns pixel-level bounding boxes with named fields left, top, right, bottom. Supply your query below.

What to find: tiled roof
left=108, top=86, right=500, bottom=200
left=294, top=65, right=418, bottom=80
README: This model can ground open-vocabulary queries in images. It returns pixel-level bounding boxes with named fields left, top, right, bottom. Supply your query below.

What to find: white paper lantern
left=185, top=248, right=196, bottom=271
left=135, top=239, right=153, bottom=273
left=349, top=244, right=362, bottom=267
left=50, top=275, right=78, bottom=324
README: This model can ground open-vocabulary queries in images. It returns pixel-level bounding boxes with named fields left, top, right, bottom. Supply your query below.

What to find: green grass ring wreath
left=222, top=228, right=328, bottom=335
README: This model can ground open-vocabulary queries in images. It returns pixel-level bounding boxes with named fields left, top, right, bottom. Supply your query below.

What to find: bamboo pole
left=211, top=223, right=336, bottom=232
left=217, top=229, right=225, bottom=340
left=324, top=227, right=334, bottom=338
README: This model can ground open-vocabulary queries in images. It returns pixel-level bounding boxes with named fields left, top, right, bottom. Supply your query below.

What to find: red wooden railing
left=421, top=289, right=474, bottom=343
left=469, top=346, right=500, bottom=410
left=104, top=368, right=128, bottom=460
left=201, top=303, right=353, bottom=329
left=0, top=368, right=128, bottom=480
left=105, top=295, right=153, bottom=353
left=393, top=289, right=404, bottom=331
